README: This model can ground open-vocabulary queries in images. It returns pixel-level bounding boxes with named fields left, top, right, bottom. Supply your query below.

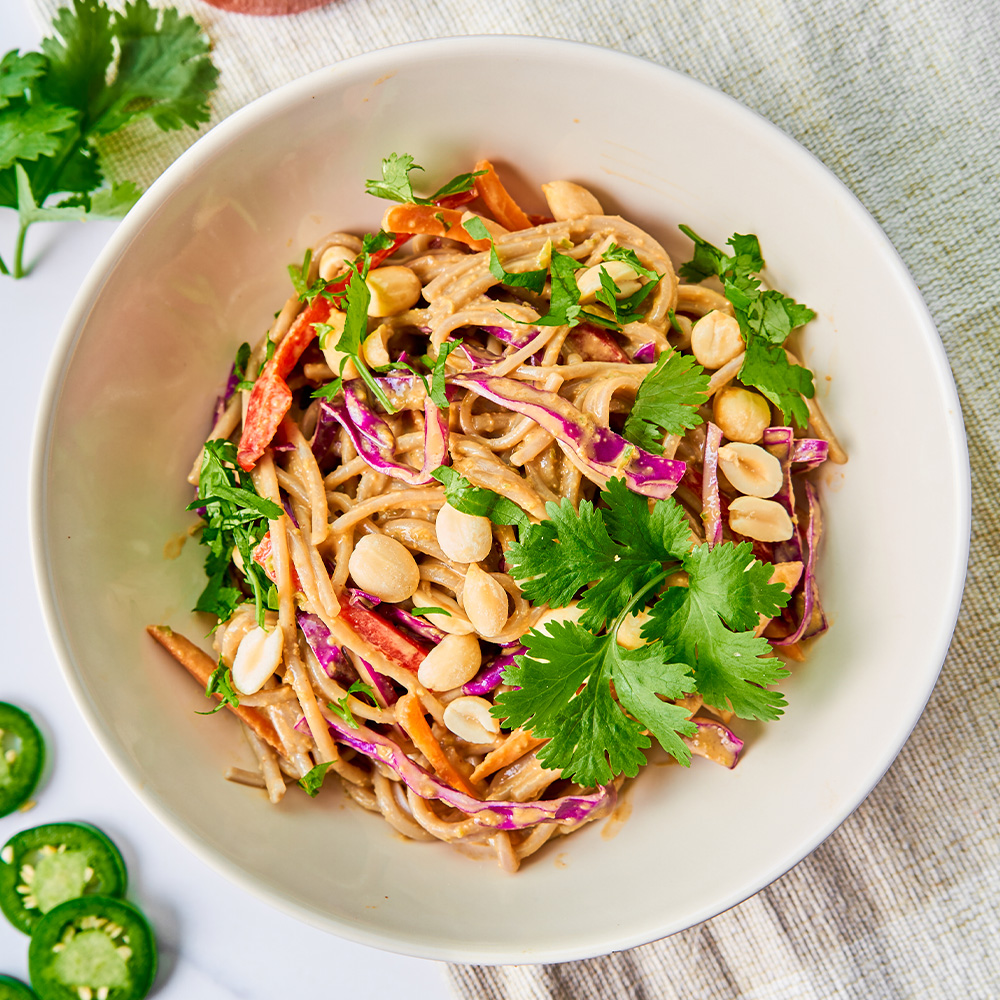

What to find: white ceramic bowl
left=32, top=36, right=969, bottom=964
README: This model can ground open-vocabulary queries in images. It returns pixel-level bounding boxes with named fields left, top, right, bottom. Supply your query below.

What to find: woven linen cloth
left=27, top=0, right=999, bottom=996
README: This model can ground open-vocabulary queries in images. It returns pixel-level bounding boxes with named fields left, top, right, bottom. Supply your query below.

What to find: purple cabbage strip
left=457, top=341, right=504, bottom=371
left=451, top=374, right=686, bottom=500
left=320, top=713, right=616, bottom=830
left=463, top=646, right=525, bottom=697
left=281, top=495, right=299, bottom=529
left=347, top=588, right=381, bottom=608
left=762, top=426, right=802, bottom=564
left=480, top=324, right=536, bottom=351
left=320, top=385, right=449, bottom=486
left=791, top=438, right=830, bottom=470
left=684, top=719, right=744, bottom=769
left=310, top=402, right=341, bottom=463
left=632, top=342, right=656, bottom=364
left=297, top=611, right=356, bottom=685
left=212, top=363, right=241, bottom=425
left=702, top=421, right=724, bottom=548
left=354, top=656, right=399, bottom=707
left=382, top=606, right=446, bottom=645
left=771, top=482, right=827, bottom=646
left=297, top=610, right=396, bottom=705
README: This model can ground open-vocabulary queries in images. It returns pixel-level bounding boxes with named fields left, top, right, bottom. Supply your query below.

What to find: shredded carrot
left=381, top=203, right=490, bottom=251
left=146, top=625, right=283, bottom=753
left=473, top=159, right=533, bottom=231
left=395, top=692, right=480, bottom=797
left=470, top=727, right=546, bottom=784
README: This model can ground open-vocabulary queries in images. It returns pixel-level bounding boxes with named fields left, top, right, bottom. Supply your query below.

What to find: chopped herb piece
left=197, top=659, right=239, bottom=715
left=298, top=761, right=334, bottom=797
left=622, top=350, right=709, bottom=453
left=328, top=681, right=378, bottom=730
left=430, top=466, right=531, bottom=533
left=463, top=216, right=548, bottom=293
left=410, top=606, right=451, bottom=617
left=365, top=152, right=485, bottom=205
left=678, top=226, right=816, bottom=426
left=429, top=340, right=461, bottom=409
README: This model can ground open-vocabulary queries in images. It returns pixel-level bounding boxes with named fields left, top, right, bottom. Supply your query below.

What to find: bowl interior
left=34, top=37, right=969, bottom=963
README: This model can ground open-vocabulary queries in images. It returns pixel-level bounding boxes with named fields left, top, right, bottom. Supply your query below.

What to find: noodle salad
left=149, top=155, right=844, bottom=872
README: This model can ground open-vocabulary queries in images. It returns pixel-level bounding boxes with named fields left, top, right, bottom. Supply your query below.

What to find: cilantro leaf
left=641, top=541, right=791, bottom=719
left=365, top=152, right=484, bottom=205
left=622, top=350, right=709, bottom=453
left=197, top=659, right=239, bottom=715
left=0, top=50, right=47, bottom=108
left=463, top=216, right=547, bottom=293
left=0, top=102, right=77, bottom=171
left=191, top=439, right=281, bottom=626
left=410, top=606, right=451, bottom=617
left=534, top=250, right=586, bottom=328
left=430, top=466, right=531, bottom=533
left=328, top=681, right=377, bottom=730
left=599, top=477, right=692, bottom=565
left=494, top=620, right=695, bottom=786
left=678, top=226, right=816, bottom=427
left=298, top=761, right=335, bottom=797
left=429, top=340, right=460, bottom=409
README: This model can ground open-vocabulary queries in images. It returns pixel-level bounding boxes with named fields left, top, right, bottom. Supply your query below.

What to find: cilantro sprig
left=365, top=152, right=485, bottom=205
left=1, top=0, right=218, bottom=278
left=497, top=478, right=791, bottom=787
left=327, top=681, right=378, bottom=730
left=197, top=657, right=239, bottom=715
left=189, top=439, right=284, bottom=627
left=622, top=350, right=710, bottom=454
left=678, top=227, right=816, bottom=427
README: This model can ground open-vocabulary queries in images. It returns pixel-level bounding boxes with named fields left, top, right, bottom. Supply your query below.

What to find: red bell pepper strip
left=251, top=532, right=303, bottom=592
left=237, top=234, right=412, bottom=472
left=337, top=603, right=429, bottom=673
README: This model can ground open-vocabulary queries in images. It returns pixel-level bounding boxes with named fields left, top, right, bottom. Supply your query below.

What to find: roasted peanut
left=435, top=502, right=493, bottom=563
left=717, top=442, right=783, bottom=498
left=231, top=625, right=284, bottom=695
left=318, top=244, right=355, bottom=281
left=417, top=633, right=482, bottom=691
left=713, top=386, right=771, bottom=443
left=442, top=696, right=500, bottom=744
left=541, top=180, right=604, bottom=221
left=347, top=533, right=420, bottom=603
left=728, top=496, right=794, bottom=542
left=365, top=266, right=422, bottom=317
left=461, top=563, right=509, bottom=638
left=690, top=310, right=744, bottom=370
left=576, top=260, right=642, bottom=304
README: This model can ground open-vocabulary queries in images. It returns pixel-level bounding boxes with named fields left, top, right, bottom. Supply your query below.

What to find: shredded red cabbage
left=462, top=646, right=525, bottom=696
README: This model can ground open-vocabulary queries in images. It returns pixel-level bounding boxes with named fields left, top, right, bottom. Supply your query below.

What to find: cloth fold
left=27, top=0, right=999, bottom=996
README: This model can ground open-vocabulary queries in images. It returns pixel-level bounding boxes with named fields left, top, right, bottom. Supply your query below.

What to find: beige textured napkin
left=28, top=0, right=1000, bottom=996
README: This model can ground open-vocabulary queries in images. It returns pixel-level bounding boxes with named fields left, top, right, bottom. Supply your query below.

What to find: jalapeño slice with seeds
left=28, top=896, right=156, bottom=1000
left=0, top=823, right=127, bottom=935
left=0, top=703, right=45, bottom=817
left=0, top=975, right=38, bottom=1000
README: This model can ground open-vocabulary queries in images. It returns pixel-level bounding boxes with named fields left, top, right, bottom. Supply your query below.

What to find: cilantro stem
left=12, top=224, right=28, bottom=280
left=0, top=252, right=9, bottom=276
left=353, top=355, right=397, bottom=414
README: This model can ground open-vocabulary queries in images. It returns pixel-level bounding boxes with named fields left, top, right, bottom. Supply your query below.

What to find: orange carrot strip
left=470, top=727, right=546, bottom=784
left=146, top=625, right=283, bottom=753
left=395, top=692, right=480, bottom=797
left=382, top=203, right=490, bottom=251
left=473, top=159, right=533, bottom=231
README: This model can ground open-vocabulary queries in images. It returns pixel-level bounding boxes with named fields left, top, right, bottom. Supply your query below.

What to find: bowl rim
left=30, top=34, right=972, bottom=964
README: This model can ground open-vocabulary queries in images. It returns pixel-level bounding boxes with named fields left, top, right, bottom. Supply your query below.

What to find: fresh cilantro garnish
left=298, top=761, right=335, bottom=797
left=328, top=681, right=378, bottom=730
left=1, top=0, right=218, bottom=278
left=232, top=342, right=253, bottom=391
left=462, top=216, right=548, bottom=293
left=430, top=466, right=531, bottom=533
left=288, top=247, right=329, bottom=304
left=622, top=350, right=709, bottom=454
left=410, top=606, right=452, bottom=617
left=594, top=244, right=663, bottom=326
left=197, top=658, right=239, bottom=715
left=428, top=340, right=460, bottom=409
left=365, top=152, right=485, bottom=205
left=496, top=477, right=791, bottom=786
left=189, top=439, right=284, bottom=627
left=678, top=226, right=816, bottom=426
left=311, top=377, right=342, bottom=401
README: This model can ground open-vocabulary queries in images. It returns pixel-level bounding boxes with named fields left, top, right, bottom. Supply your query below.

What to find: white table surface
left=0, top=4, right=451, bottom=995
